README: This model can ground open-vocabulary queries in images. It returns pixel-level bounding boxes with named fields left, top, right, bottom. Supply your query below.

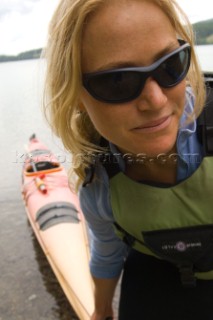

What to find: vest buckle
left=179, top=264, right=197, bottom=288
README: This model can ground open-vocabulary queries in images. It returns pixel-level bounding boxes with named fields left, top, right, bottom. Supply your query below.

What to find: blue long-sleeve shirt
left=79, top=88, right=204, bottom=279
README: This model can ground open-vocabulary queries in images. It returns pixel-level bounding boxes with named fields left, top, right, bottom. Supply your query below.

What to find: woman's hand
left=90, top=276, right=119, bottom=320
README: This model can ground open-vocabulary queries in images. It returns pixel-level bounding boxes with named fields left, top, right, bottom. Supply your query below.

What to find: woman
left=44, top=0, right=213, bottom=319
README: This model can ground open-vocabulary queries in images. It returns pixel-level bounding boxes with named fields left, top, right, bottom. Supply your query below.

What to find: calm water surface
left=0, top=45, right=213, bottom=320
left=195, top=45, right=213, bottom=72
left=0, top=59, right=77, bottom=320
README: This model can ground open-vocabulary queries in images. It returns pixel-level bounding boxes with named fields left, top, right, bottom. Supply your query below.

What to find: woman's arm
left=91, top=276, right=120, bottom=320
left=79, top=167, right=127, bottom=319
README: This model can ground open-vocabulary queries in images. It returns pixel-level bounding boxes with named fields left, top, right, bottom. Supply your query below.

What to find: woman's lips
left=132, top=115, right=172, bottom=133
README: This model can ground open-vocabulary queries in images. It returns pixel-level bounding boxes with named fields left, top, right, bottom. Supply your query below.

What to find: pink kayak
left=22, top=134, right=94, bottom=320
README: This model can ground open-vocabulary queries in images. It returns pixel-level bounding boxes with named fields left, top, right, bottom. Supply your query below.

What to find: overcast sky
left=0, top=0, right=213, bottom=55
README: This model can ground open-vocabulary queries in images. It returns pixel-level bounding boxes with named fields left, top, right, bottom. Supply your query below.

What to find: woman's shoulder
left=79, top=163, right=113, bottom=221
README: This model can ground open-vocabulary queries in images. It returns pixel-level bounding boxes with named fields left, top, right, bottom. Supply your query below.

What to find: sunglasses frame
left=82, top=39, right=191, bottom=103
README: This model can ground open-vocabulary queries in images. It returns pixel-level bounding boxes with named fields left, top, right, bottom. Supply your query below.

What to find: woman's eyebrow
left=152, top=40, right=179, bottom=61
left=93, top=61, right=139, bottom=72
left=91, top=40, right=179, bottom=72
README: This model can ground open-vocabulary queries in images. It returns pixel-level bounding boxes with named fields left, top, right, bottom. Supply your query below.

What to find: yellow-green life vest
left=110, top=156, right=213, bottom=285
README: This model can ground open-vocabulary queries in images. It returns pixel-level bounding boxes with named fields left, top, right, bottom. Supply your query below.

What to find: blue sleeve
left=79, top=165, right=128, bottom=279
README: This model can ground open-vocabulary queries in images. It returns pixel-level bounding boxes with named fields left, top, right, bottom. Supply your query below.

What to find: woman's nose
left=135, top=77, right=168, bottom=111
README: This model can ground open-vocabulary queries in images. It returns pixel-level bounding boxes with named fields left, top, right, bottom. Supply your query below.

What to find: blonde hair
left=43, top=0, right=206, bottom=188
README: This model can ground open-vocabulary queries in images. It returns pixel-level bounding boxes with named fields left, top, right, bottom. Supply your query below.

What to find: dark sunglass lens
left=155, top=49, right=190, bottom=87
left=86, top=71, right=142, bottom=102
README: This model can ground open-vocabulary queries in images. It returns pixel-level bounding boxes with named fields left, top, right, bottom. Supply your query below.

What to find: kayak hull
left=22, top=136, right=94, bottom=320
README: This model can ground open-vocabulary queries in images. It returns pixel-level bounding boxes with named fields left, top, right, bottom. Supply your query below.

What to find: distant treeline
left=0, top=18, right=213, bottom=63
left=193, top=18, right=213, bottom=45
left=0, top=48, right=42, bottom=63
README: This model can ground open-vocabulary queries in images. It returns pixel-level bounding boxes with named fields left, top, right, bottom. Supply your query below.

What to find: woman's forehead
left=81, top=0, right=176, bottom=73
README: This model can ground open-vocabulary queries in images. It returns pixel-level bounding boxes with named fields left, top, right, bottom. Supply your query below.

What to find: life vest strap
left=114, top=222, right=138, bottom=247
left=197, top=80, right=213, bottom=156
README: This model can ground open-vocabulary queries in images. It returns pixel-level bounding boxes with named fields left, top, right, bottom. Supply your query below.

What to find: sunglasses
left=82, top=40, right=191, bottom=104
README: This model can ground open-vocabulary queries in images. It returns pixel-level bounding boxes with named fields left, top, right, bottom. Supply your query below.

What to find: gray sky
left=0, top=0, right=59, bottom=55
left=0, top=0, right=213, bottom=55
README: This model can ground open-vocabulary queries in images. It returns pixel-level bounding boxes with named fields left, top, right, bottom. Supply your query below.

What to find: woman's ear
left=78, top=102, right=86, bottom=112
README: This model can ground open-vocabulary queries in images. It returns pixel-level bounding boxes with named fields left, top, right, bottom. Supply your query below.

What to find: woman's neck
left=125, top=149, right=178, bottom=185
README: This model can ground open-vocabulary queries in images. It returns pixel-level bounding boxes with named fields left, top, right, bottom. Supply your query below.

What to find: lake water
left=195, top=45, right=213, bottom=72
left=0, top=59, right=77, bottom=320
left=0, top=44, right=213, bottom=320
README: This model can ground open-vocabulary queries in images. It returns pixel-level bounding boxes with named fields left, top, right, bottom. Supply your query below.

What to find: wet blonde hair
left=43, top=0, right=206, bottom=188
